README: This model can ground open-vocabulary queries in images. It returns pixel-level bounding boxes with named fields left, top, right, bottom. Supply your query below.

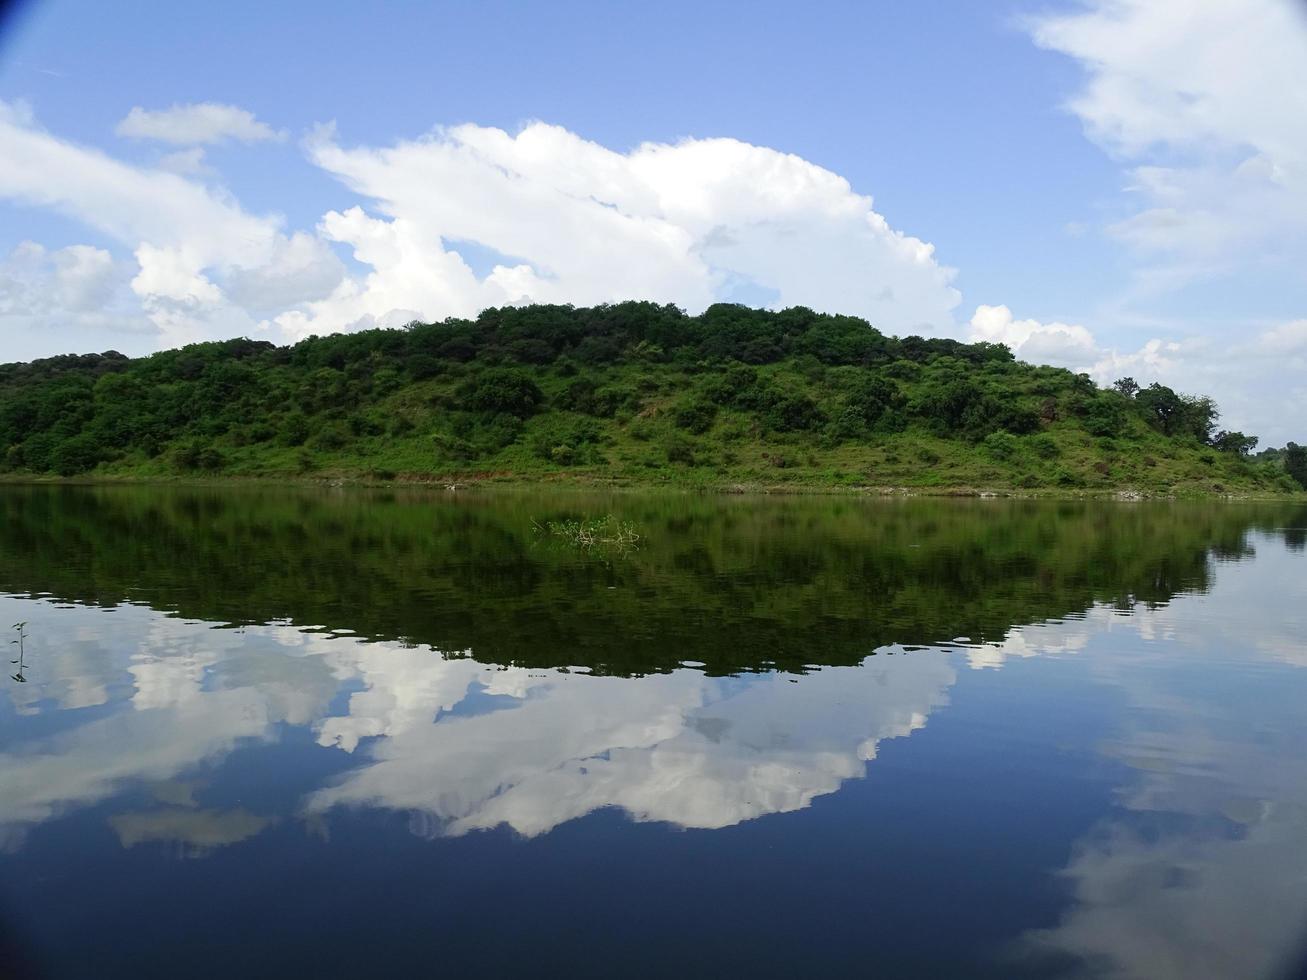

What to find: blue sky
left=1, top=0, right=1305, bottom=442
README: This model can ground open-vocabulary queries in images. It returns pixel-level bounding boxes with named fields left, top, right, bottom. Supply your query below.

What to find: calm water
left=1, top=486, right=1306, bottom=979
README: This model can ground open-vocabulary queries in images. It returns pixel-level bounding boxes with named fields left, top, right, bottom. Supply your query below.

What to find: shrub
left=529, top=417, right=603, bottom=466
left=458, top=368, right=544, bottom=419
left=843, top=374, right=902, bottom=428
left=308, top=422, right=351, bottom=451
left=1084, top=396, right=1127, bottom=438
left=171, top=440, right=224, bottom=472
left=1028, top=434, right=1060, bottom=459
left=277, top=413, right=311, bottom=446
left=49, top=434, right=104, bottom=476
left=674, top=398, right=718, bottom=434
left=981, top=431, right=1020, bottom=462
left=763, top=393, right=824, bottom=432
left=665, top=436, right=696, bottom=465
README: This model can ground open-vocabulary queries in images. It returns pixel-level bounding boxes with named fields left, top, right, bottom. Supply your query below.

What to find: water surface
left=1, top=486, right=1305, bottom=978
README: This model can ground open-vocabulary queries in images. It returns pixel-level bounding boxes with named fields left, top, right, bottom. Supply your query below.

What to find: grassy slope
left=69, top=359, right=1296, bottom=497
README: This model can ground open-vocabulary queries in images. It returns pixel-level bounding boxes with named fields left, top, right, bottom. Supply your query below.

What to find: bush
left=171, top=440, right=224, bottom=472
left=665, top=436, right=696, bottom=465
left=277, top=413, right=311, bottom=447
left=981, top=431, right=1020, bottom=462
left=458, top=368, right=544, bottom=419
left=763, top=393, right=824, bottom=432
left=529, top=417, right=604, bottom=466
left=842, top=375, right=902, bottom=428
left=674, top=398, right=718, bottom=434
left=1053, top=467, right=1084, bottom=487
left=49, top=434, right=104, bottom=476
left=1084, top=397, right=1127, bottom=438
left=196, top=447, right=225, bottom=471
left=308, top=422, right=351, bottom=451
left=701, top=365, right=761, bottom=407
left=557, top=379, right=604, bottom=415
left=1028, top=434, right=1060, bottom=459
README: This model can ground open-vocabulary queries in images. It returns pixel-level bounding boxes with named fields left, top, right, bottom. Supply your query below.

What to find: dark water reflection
left=1, top=485, right=1305, bottom=978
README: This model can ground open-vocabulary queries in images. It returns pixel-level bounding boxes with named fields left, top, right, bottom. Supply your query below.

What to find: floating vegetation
left=531, top=515, right=641, bottom=552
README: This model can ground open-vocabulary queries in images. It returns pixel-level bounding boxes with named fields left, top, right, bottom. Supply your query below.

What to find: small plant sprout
left=11, top=621, right=29, bottom=683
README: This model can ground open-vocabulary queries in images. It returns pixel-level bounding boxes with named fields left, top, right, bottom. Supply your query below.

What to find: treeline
left=0, top=301, right=1302, bottom=492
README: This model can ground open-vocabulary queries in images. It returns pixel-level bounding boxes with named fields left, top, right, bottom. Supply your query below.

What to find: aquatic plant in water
left=531, top=515, right=641, bottom=552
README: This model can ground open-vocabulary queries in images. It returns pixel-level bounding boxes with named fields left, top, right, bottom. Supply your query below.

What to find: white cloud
left=3, top=102, right=959, bottom=357
left=1014, top=1, right=1307, bottom=443
left=285, top=121, right=960, bottom=338
left=965, top=303, right=1307, bottom=442
left=0, top=100, right=343, bottom=349
left=969, top=303, right=1099, bottom=368
left=116, top=102, right=282, bottom=145
left=1030, top=0, right=1307, bottom=283
left=968, top=303, right=1182, bottom=379
left=0, top=240, right=154, bottom=359
left=157, top=146, right=211, bottom=176
left=1255, top=319, right=1307, bottom=356
left=0, top=240, right=118, bottom=314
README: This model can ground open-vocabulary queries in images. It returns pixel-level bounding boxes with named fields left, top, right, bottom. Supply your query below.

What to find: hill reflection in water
left=1, top=486, right=1305, bottom=979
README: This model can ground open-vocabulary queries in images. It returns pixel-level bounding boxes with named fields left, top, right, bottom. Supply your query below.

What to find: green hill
left=2, top=302, right=1304, bottom=495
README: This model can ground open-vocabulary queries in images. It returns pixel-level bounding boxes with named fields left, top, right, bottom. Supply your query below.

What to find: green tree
left=1285, top=443, right=1307, bottom=489
left=1213, top=430, right=1258, bottom=456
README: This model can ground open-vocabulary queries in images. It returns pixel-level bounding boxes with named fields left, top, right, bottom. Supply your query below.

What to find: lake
left=1, top=485, right=1305, bottom=979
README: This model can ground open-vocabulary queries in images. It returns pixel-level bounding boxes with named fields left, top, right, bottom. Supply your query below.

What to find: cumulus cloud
left=969, top=304, right=1099, bottom=368
left=116, top=102, right=283, bottom=145
left=3, top=101, right=962, bottom=357
left=1030, top=0, right=1307, bottom=283
left=0, top=100, right=343, bottom=349
left=968, top=303, right=1182, bottom=379
left=1, top=240, right=118, bottom=314
left=0, top=240, right=154, bottom=361
left=964, top=302, right=1307, bottom=442
left=285, top=121, right=960, bottom=338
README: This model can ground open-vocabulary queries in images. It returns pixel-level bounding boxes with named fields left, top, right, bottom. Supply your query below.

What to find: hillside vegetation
left=2, top=302, right=1304, bottom=495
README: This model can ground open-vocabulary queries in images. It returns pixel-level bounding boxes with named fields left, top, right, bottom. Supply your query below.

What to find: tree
left=1112, top=377, right=1139, bottom=399
left=1213, top=430, right=1258, bottom=456
left=1135, top=384, right=1217, bottom=441
left=1286, top=443, right=1307, bottom=489
left=1135, top=383, right=1184, bottom=435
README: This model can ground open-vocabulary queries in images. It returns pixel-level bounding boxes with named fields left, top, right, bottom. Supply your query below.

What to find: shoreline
left=1, top=471, right=1300, bottom=502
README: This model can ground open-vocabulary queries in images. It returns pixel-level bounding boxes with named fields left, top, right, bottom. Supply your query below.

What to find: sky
left=0, top=0, right=1304, bottom=443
